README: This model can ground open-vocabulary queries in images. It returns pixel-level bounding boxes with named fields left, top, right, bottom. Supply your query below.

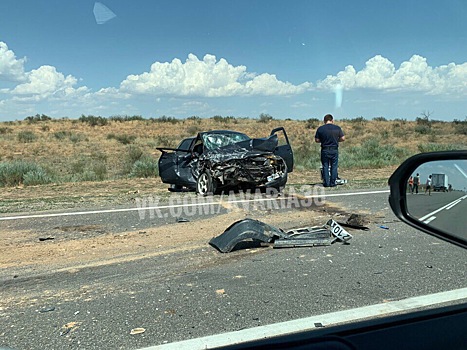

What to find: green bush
left=23, top=168, right=53, bottom=186
left=305, top=118, right=320, bottom=129
left=0, top=161, right=52, bottom=186
left=257, top=113, right=273, bottom=123
left=417, top=143, right=465, bottom=153
left=18, top=131, right=37, bottom=143
left=130, top=157, right=158, bottom=178
left=25, top=114, right=52, bottom=123
left=150, top=116, right=180, bottom=124
left=414, top=125, right=432, bottom=135
left=0, top=127, right=12, bottom=134
left=340, top=138, right=409, bottom=168
left=79, top=115, right=108, bottom=126
left=107, top=133, right=136, bottom=145
left=109, top=115, right=144, bottom=122
left=54, top=131, right=71, bottom=140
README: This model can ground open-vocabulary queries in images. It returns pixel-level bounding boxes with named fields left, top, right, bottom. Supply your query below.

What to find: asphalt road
left=406, top=191, right=467, bottom=240
left=1, top=189, right=467, bottom=350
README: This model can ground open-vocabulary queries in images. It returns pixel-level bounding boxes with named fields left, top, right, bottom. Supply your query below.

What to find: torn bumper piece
left=209, top=218, right=352, bottom=253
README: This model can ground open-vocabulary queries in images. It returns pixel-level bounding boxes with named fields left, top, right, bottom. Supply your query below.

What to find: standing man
left=315, top=114, right=345, bottom=187
left=425, top=174, right=432, bottom=196
left=413, top=173, right=420, bottom=194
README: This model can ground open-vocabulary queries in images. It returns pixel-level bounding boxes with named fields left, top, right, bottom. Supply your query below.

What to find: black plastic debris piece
left=209, top=218, right=288, bottom=253
left=38, top=237, right=55, bottom=241
left=176, top=217, right=190, bottom=223
left=209, top=218, right=353, bottom=253
left=39, top=307, right=55, bottom=313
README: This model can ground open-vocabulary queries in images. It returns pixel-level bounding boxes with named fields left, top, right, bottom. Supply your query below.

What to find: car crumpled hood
left=201, top=134, right=278, bottom=163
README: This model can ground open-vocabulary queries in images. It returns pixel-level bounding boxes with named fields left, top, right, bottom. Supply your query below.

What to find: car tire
left=197, top=171, right=216, bottom=196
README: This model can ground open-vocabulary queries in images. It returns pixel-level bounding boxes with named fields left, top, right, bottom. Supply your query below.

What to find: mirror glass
left=405, top=160, right=467, bottom=240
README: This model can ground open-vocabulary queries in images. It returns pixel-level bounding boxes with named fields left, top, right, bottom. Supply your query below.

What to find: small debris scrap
left=216, top=289, right=226, bottom=296
left=38, top=237, right=54, bottom=241
left=130, top=328, right=146, bottom=335
left=379, top=225, right=389, bottom=230
left=176, top=217, right=190, bottom=223
left=314, top=322, right=324, bottom=328
left=60, top=321, right=80, bottom=336
left=39, top=307, right=55, bottom=313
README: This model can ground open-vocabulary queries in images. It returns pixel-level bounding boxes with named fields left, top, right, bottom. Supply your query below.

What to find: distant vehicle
left=431, top=173, right=449, bottom=192
left=157, top=127, right=294, bottom=195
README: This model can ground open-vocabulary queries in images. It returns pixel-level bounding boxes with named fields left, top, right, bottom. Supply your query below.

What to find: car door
left=270, top=127, right=294, bottom=172
left=158, top=137, right=196, bottom=186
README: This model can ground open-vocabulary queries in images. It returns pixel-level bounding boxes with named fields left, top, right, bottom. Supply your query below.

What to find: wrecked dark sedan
left=157, top=127, right=294, bottom=195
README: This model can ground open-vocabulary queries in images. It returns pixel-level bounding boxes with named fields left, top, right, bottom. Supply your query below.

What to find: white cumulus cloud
left=119, top=53, right=311, bottom=97
left=317, top=54, right=467, bottom=95
left=8, top=65, right=89, bottom=100
left=0, top=42, right=27, bottom=82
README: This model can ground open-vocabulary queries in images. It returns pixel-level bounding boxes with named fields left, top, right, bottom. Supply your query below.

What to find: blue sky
left=1, top=0, right=467, bottom=121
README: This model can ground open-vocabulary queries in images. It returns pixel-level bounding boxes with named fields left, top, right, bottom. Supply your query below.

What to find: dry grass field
left=0, top=115, right=465, bottom=212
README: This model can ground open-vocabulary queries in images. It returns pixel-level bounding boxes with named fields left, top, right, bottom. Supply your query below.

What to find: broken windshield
left=202, top=132, right=250, bottom=151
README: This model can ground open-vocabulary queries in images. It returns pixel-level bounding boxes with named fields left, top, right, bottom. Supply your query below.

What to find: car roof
left=198, top=130, right=250, bottom=137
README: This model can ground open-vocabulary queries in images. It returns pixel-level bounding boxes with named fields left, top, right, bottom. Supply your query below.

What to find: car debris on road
left=209, top=218, right=353, bottom=253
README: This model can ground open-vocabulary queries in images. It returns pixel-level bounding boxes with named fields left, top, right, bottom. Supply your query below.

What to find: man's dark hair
left=323, top=114, right=334, bottom=123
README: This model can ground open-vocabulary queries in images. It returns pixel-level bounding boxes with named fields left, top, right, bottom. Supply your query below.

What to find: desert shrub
left=341, top=137, right=409, bottom=168
left=416, top=116, right=432, bottom=127
left=150, top=116, right=179, bottom=124
left=109, top=115, right=144, bottom=122
left=453, top=118, right=467, bottom=135
left=257, top=113, right=274, bottom=123
left=305, top=118, right=320, bottom=129
left=130, top=157, right=158, bottom=178
left=414, top=125, right=432, bottom=135
left=292, top=141, right=321, bottom=170
left=0, top=127, right=12, bottom=134
left=23, top=168, right=53, bottom=186
left=107, top=133, right=136, bottom=145
left=79, top=114, right=108, bottom=126
left=0, top=160, right=51, bottom=186
left=373, top=116, right=387, bottom=122
left=69, top=133, right=87, bottom=143
left=187, top=116, right=201, bottom=123
left=211, top=115, right=237, bottom=123
left=186, top=125, right=202, bottom=135
left=54, top=131, right=71, bottom=140
left=417, top=143, right=465, bottom=153
left=18, top=131, right=37, bottom=143
left=25, top=114, right=52, bottom=123
left=41, top=125, right=50, bottom=132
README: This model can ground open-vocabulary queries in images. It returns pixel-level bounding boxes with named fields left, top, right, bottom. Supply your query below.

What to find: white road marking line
left=0, top=190, right=390, bottom=221
left=419, top=196, right=466, bottom=221
left=141, top=287, right=467, bottom=350
left=423, top=216, right=436, bottom=224
left=445, top=199, right=461, bottom=210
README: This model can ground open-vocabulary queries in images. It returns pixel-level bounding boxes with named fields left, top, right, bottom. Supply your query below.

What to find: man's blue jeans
left=321, top=149, right=339, bottom=187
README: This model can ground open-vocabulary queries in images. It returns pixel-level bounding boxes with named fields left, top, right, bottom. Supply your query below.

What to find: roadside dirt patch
left=0, top=204, right=350, bottom=276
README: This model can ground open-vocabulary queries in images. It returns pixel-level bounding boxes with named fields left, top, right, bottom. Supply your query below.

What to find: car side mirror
left=388, top=150, right=467, bottom=249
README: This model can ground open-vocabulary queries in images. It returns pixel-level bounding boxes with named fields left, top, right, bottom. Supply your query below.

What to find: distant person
left=315, top=114, right=345, bottom=187
left=425, top=175, right=432, bottom=196
left=448, top=184, right=452, bottom=192
left=413, top=173, right=420, bottom=194
left=408, top=176, right=414, bottom=194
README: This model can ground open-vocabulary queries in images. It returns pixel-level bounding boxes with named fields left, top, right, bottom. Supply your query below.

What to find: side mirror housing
left=388, top=150, right=467, bottom=249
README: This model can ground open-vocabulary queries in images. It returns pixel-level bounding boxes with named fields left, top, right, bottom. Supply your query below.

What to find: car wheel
left=197, top=171, right=216, bottom=196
